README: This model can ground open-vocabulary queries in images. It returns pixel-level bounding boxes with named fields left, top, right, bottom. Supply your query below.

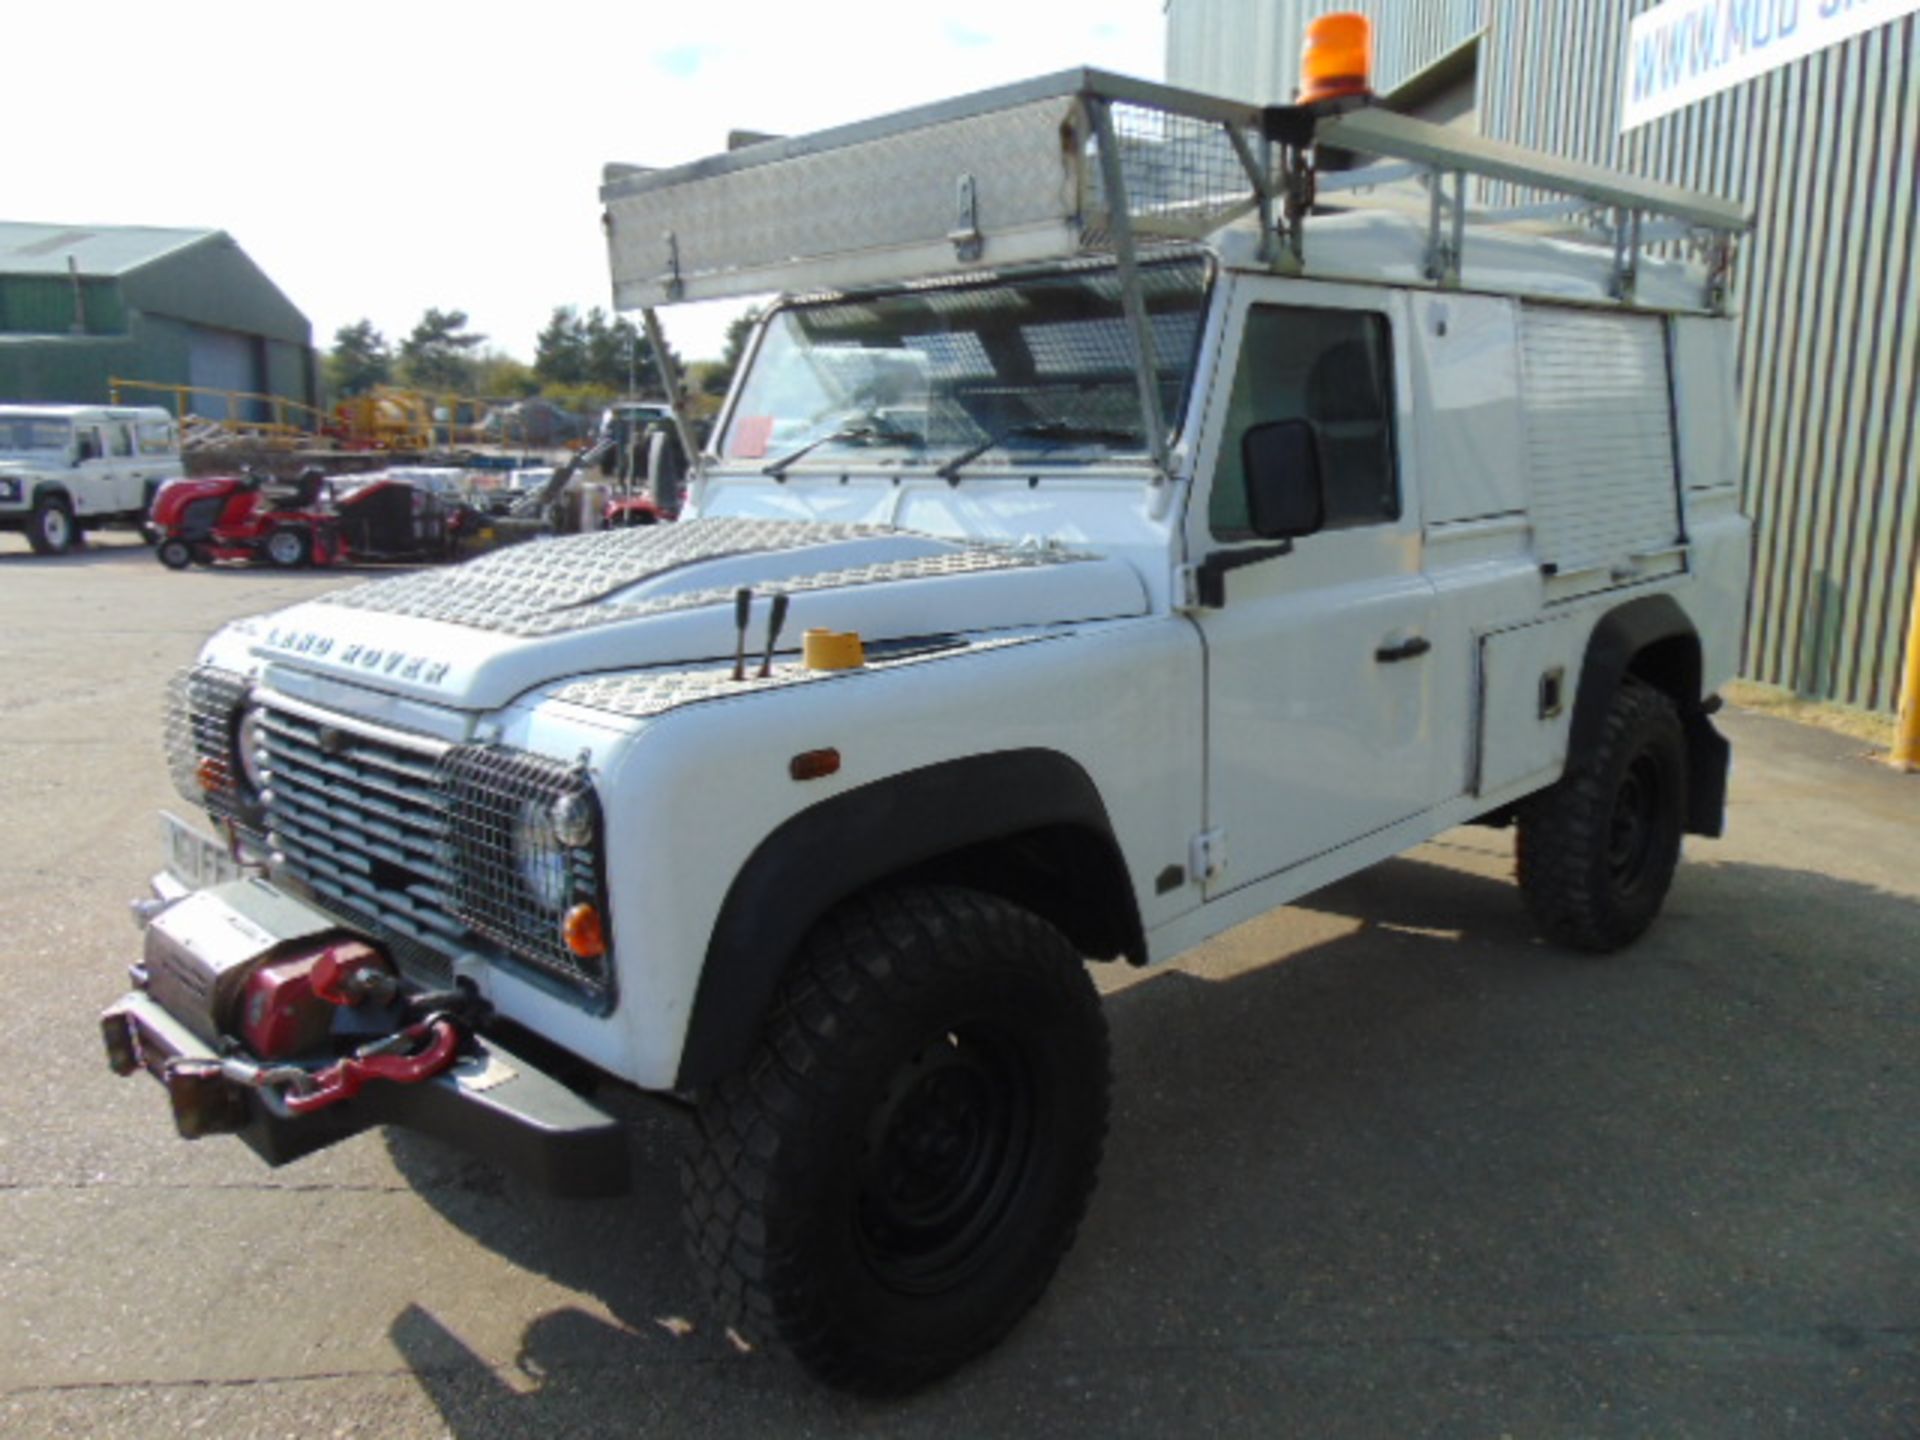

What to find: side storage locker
left=1518, top=306, right=1685, bottom=602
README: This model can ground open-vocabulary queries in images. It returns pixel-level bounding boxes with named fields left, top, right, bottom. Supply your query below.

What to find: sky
left=11, top=2, right=1169, bottom=368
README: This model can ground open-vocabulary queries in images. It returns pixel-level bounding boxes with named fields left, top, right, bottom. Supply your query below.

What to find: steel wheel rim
left=43, top=508, right=70, bottom=549
left=855, top=1024, right=1035, bottom=1294
left=1608, top=752, right=1663, bottom=893
left=268, top=531, right=303, bottom=564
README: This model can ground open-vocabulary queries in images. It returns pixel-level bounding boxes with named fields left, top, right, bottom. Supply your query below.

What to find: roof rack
left=602, top=67, right=1747, bottom=311
left=602, top=69, right=1749, bottom=475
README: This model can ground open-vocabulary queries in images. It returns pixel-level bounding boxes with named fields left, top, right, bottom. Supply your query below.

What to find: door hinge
left=1190, top=828, right=1227, bottom=884
left=1174, top=564, right=1203, bottom=612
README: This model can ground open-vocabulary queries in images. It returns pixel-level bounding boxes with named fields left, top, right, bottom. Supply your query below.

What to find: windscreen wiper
left=933, top=420, right=1143, bottom=482
left=761, top=421, right=923, bottom=478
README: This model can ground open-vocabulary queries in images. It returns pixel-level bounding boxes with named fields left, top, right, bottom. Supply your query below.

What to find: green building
left=0, top=222, right=317, bottom=423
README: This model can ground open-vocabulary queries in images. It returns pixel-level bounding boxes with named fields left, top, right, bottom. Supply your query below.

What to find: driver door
left=1184, top=280, right=1443, bottom=898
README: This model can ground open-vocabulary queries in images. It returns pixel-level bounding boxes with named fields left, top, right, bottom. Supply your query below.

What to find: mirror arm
left=1193, top=541, right=1293, bottom=608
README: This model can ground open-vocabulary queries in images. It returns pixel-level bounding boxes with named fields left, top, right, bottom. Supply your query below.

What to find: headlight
left=166, top=665, right=252, bottom=817
left=234, top=706, right=269, bottom=796
left=444, top=745, right=610, bottom=997
left=512, top=798, right=576, bottom=912
left=0, top=478, right=20, bottom=504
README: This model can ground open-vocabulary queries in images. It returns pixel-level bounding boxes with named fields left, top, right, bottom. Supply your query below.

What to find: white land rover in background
left=0, top=404, right=183, bottom=553
left=103, top=65, right=1752, bottom=1395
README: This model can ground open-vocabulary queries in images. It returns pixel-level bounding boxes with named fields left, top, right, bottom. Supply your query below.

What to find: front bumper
left=102, top=877, right=631, bottom=1200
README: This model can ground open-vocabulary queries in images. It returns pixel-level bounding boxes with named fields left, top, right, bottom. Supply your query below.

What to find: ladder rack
left=601, top=69, right=1750, bottom=477
left=601, top=67, right=1749, bottom=313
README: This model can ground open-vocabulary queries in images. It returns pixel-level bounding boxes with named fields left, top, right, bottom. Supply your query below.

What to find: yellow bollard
left=1894, top=562, right=1920, bottom=772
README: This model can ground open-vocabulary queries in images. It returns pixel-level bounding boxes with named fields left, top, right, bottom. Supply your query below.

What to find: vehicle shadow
left=382, top=855, right=1920, bottom=1438
left=0, top=535, right=156, bottom=566
left=0, top=540, right=431, bottom=579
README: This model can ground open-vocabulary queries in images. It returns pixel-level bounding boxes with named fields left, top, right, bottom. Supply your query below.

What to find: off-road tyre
left=26, top=495, right=75, bottom=555
left=265, top=527, right=309, bottom=569
left=157, top=537, right=193, bottom=570
left=682, top=884, right=1110, bottom=1396
left=1517, top=676, right=1687, bottom=952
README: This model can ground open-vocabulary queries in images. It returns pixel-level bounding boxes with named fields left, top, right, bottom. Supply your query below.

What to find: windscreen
left=722, top=258, right=1211, bottom=471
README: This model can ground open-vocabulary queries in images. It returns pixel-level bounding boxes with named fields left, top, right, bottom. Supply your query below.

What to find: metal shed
left=0, top=222, right=318, bottom=424
left=1167, top=0, right=1919, bottom=716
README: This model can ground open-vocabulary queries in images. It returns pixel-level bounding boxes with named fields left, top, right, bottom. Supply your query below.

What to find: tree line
left=325, top=306, right=758, bottom=418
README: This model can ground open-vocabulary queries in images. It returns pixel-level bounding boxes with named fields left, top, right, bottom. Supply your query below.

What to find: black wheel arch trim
left=676, top=748, right=1141, bottom=1089
left=1569, top=594, right=1727, bottom=838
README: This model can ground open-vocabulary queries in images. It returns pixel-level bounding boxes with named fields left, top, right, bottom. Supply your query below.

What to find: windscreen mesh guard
left=440, top=745, right=612, bottom=999
left=1087, top=99, right=1266, bottom=246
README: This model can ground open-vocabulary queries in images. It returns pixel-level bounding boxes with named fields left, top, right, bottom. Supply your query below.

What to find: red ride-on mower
left=151, top=468, right=477, bottom=570
left=150, top=470, right=338, bottom=570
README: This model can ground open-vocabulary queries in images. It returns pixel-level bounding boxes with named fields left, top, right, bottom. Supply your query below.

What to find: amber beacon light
left=1298, top=12, right=1374, bottom=104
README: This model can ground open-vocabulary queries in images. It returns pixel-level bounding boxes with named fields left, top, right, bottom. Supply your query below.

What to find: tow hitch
left=164, top=1012, right=464, bottom=1119
left=102, top=877, right=630, bottom=1199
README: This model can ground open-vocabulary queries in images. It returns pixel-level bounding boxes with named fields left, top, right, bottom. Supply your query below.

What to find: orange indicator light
left=789, top=748, right=842, bottom=782
left=563, top=903, right=606, bottom=959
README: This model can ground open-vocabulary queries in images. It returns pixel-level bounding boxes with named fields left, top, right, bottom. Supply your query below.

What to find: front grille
left=175, top=492, right=226, bottom=540
left=257, top=701, right=611, bottom=1001
left=258, top=706, right=465, bottom=975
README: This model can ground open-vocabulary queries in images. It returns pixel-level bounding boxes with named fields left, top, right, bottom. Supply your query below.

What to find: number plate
left=159, top=811, right=242, bottom=889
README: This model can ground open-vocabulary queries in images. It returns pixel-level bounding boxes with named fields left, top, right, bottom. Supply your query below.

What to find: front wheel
left=265, top=527, right=309, bottom=569
left=1517, top=677, right=1687, bottom=951
left=156, top=537, right=193, bottom=570
left=683, top=885, right=1110, bottom=1395
left=26, top=495, right=75, bottom=555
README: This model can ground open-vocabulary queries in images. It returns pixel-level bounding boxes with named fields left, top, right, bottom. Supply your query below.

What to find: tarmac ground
left=1, top=534, right=1915, bottom=1438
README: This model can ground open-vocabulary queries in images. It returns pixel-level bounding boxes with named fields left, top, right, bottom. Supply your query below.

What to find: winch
left=107, top=879, right=470, bottom=1136
left=103, top=875, right=630, bottom=1199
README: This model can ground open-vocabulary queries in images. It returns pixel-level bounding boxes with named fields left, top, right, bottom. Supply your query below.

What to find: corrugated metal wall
left=1166, top=1, right=1920, bottom=713
left=0, top=276, right=126, bottom=336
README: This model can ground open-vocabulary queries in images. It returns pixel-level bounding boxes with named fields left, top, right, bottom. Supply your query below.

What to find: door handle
left=1375, top=635, right=1431, bottom=663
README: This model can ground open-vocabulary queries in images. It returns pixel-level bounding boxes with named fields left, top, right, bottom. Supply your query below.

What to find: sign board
left=1621, top=0, right=1920, bottom=131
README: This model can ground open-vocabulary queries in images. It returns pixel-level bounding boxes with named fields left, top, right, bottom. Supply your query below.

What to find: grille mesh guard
left=165, top=665, right=252, bottom=822
left=440, top=746, right=610, bottom=999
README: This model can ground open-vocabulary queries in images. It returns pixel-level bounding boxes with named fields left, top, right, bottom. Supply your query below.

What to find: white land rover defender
left=0, top=404, right=183, bottom=553
left=103, top=66, right=1751, bottom=1394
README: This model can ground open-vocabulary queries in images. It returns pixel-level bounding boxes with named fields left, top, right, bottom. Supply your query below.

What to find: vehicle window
left=76, top=427, right=104, bottom=462
left=136, top=422, right=175, bottom=456
left=1210, top=305, right=1398, bottom=539
left=722, top=258, right=1211, bottom=468
left=108, top=423, right=134, bottom=458
left=0, top=417, right=72, bottom=457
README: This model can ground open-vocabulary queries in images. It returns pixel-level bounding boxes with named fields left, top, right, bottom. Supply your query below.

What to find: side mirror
left=1240, top=419, right=1326, bottom=540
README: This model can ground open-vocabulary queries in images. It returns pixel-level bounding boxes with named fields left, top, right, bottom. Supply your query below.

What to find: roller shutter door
left=1519, top=307, right=1683, bottom=590
left=188, top=327, right=264, bottom=421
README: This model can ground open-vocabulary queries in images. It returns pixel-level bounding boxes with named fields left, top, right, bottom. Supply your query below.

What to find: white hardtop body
left=173, top=74, right=1749, bottom=1093
left=126, top=68, right=1757, bottom=1396
left=0, top=403, right=181, bottom=546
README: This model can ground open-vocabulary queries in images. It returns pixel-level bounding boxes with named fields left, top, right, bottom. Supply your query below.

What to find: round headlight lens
left=513, top=799, right=573, bottom=912
left=551, top=792, right=593, bottom=848
left=234, top=706, right=269, bottom=795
